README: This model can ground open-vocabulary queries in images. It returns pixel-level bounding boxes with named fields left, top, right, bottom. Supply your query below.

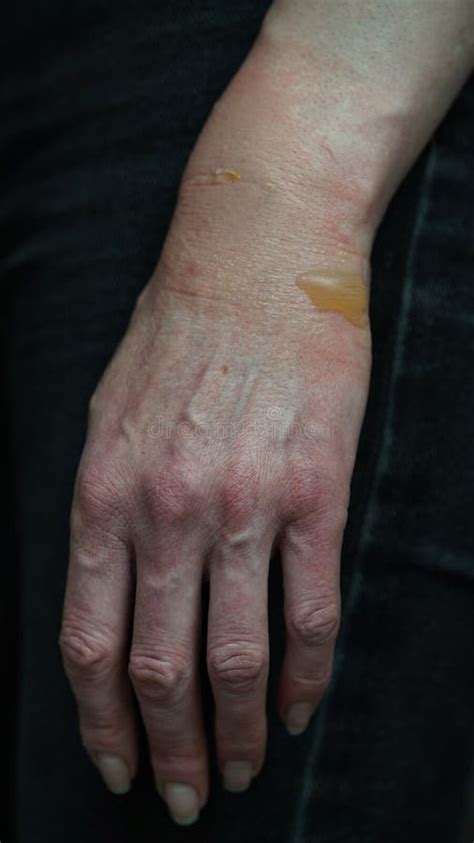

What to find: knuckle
left=72, top=457, right=124, bottom=530
left=142, top=459, right=203, bottom=524
left=287, top=601, right=340, bottom=647
left=80, top=713, right=127, bottom=746
left=128, top=654, right=192, bottom=703
left=208, top=641, right=268, bottom=693
left=294, top=663, right=334, bottom=694
left=288, top=458, right=350, bottom=517
left=219, top=462, right=260, bottom=526
left=314, top=667, right=333, bottom=693
left=59, top=626, right=117, bottom=679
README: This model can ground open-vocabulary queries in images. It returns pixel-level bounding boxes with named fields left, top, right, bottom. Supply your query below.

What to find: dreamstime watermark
left=146, top=406, right=320, bottom=442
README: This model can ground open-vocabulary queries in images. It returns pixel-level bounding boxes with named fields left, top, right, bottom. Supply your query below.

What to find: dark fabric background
left=0, top=2, right=473, bottom=841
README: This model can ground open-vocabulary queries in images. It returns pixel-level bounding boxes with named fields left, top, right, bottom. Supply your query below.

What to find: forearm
left=175, top=0, right=473, bottom=270
left=260, top=0, right=474, bottom=223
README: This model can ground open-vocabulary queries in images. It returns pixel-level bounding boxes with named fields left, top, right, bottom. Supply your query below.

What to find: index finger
left=59, top=482, right=138, bottom=794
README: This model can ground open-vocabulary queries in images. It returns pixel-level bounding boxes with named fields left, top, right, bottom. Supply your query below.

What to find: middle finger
left=207, top=528, right=272, bottom=792
left=129, top=528, right=208, bottom=825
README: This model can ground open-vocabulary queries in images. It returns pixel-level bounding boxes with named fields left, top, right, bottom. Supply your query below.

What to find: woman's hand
left=60, top=188, right=371, bottom=825
left=59, top=2, right=473, bottom=825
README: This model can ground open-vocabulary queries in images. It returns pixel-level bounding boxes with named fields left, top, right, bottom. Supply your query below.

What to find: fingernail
left=223, top=760, right=254, bottom=792
left=285, top=702, right=314, bottom=735
left=164, top=783, right=199, bottom=825
left=96, top=753, right=131, bottom=795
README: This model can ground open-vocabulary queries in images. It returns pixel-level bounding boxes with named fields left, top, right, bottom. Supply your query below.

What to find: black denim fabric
left=0, top=2, right=473, bottom=842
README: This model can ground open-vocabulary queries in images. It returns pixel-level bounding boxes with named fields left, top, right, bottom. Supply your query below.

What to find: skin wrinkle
left=295, top=269, right=369, bottom=328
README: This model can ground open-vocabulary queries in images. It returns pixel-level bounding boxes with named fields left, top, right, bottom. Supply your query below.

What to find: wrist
left=174, top=48, right=379, bottom=296
left=152, top=39, right=377, bottom=326
left=178, top=3, right=472, bottom=243
left=256, top=1, right=473, bottom=226
left=177, top=36, right=410, bottom=258
left=178, top=38, right=376, bottom=246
